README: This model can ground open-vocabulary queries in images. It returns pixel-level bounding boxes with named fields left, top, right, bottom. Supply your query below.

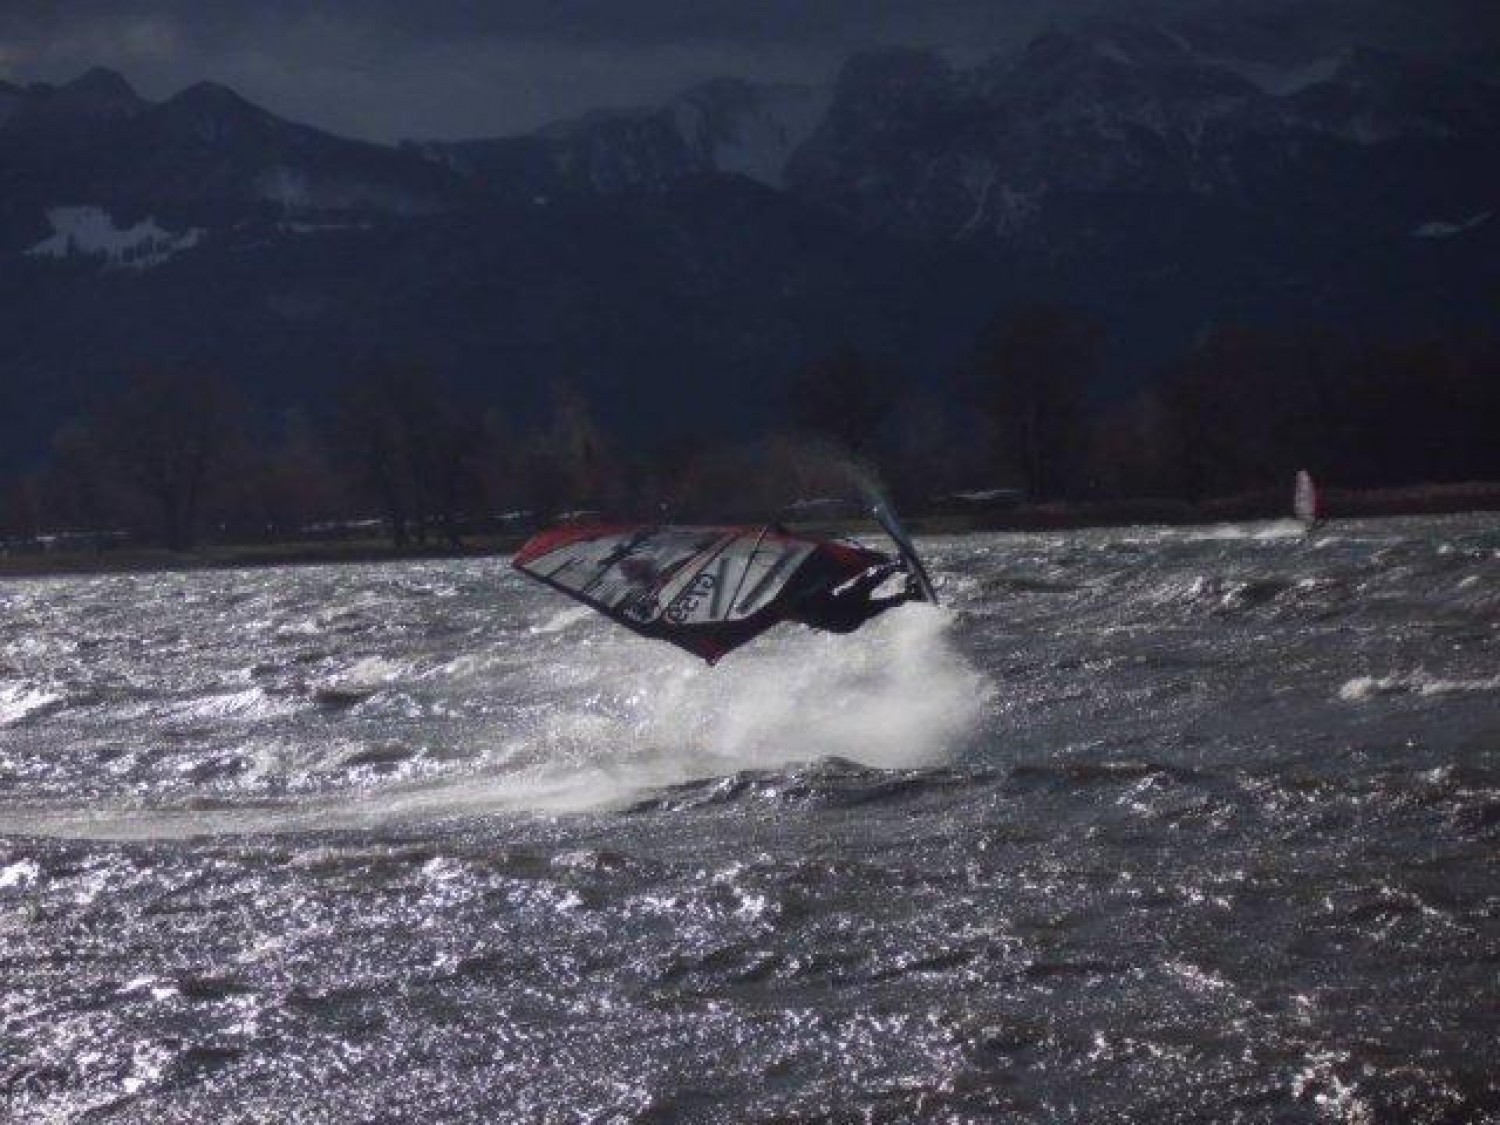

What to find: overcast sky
left=2, top=1, right=1495, bottom=142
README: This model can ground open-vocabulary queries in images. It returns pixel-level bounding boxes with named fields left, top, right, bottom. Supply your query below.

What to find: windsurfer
left=789, top=560, right=914, bottom=634
left=511, top=497, right=938, bottom=662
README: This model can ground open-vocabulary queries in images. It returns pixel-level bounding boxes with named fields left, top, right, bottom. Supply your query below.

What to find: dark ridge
left=63, top=66, right=138, bottom=99
left=50, top=66, right=145, bottom=116
left=158, top=79, right=269, bottom=123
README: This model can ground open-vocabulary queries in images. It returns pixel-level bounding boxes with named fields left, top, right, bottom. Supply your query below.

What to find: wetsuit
left=790, top=561, right=913, bottom=634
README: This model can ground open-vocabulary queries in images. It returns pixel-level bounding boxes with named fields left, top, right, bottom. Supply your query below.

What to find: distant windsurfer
left=1294, top=470, right=1321, bottom=527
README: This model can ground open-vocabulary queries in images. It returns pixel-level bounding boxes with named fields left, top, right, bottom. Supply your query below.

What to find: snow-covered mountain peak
left=998, top=24, right=1260, bottom=110
left=786, top=23, right=1498, bottom=247
left=415, top=75, right=829, bottom=195
left=1289, top=45, right=1500, bottom=144
left=666, top=78, right=829, bottom=189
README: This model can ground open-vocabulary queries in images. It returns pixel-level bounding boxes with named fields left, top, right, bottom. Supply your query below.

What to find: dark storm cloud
left=0, top=1, right=1054, bottom=50
left=1, top=1, right=1496, bottom=142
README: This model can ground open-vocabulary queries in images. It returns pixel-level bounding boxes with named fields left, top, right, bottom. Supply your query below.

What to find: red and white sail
left=512, top=523, right=895, bottom=663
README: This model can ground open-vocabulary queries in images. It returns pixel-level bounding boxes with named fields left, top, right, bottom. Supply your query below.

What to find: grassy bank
left=4, top=482, right=1497, bottom=579
left=0, top=535, right=532, bottom=579
left=936, top=480, right=1500, bottom=532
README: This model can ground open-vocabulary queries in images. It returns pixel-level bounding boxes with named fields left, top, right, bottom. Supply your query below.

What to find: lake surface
left=3, top=517, right=1498, bottom=1122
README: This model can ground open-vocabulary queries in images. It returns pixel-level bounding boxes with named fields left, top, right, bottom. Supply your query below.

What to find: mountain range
left=2, top=19, right=1496, bottom=476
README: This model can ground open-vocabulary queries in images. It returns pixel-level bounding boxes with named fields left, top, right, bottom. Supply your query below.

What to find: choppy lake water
left=2, top=516, right=1498, bottom=1122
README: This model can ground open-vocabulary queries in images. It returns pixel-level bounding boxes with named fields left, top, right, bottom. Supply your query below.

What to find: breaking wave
left=356, top=602, right=991, bottom=822
left=0, top=682, right=63, bottom=727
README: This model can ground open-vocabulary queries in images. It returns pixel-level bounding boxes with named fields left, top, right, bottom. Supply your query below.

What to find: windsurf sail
left=512, top=516, right=935, bottom=664
left=1294, top=470, right=1320, bottom=525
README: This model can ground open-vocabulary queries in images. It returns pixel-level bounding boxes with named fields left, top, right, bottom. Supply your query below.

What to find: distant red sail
left=1294, top=470, right=1320, bottom=523
left=512, top=523, right=900, bottom=663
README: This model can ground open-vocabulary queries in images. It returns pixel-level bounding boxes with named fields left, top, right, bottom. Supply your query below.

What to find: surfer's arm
left=835, top=561, right=904, bottom=599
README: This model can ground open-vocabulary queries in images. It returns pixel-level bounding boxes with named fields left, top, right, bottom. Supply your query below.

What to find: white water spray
left=9, top=593, right=992, bottom=837
left=493, top=599, right=991, bottom=811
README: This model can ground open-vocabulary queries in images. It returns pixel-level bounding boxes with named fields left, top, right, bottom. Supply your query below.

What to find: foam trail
left=7, top=605, right=991, bottom=838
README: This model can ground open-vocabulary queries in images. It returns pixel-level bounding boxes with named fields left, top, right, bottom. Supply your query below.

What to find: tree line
left=766, top=308, right=1499, bottom=510
left=3, top=306, right=1497, bottom=550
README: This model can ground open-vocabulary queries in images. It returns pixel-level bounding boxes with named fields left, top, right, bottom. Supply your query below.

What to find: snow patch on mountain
left=1412, top=211, right=1492, bottom=239
left=26, top=206, right=202, bottom=269
left=258, top=167, right=317, bottom=208
left=1213, top=54, right=1345, bottom=96
left=277, top=220, right=372, bottom=235
left=986, top=184, right=1042, bottom=238
left=1094, top=40, right=1136, bottom=67
left=516, top=79, right=831, bottom=194
left=254, top=165, right=438, bottom=215
left=686, top=85, right=830, bottom=188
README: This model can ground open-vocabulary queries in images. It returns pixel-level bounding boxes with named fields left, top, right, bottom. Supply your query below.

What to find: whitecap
left=160, top=686, right=297, bottom=724
left=312, top=655, right=409, bottom=703
left=0, top=682, right=63, bottom=727
left=529, top=605, right=595, bottom=635
left=1180, top=520, right=1306, bottom=543
left=1339, top=671, right=1500, bottom=702
left=0, top=858, right=41, bottom=889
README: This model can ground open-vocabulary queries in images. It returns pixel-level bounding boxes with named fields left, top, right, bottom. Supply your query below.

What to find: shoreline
left=0, top=536, right=532, bottom=580
left=3, top=481, right=1498, bottom=580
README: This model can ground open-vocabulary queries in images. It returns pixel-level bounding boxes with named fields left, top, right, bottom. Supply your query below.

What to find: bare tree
left=93, top=370, right=244, bottom=550
left=218, top=408, right=351, bottom=541
left=1, top=473, right=40, bottom=541
left=884, top=392, right=976, bottom=507
left=970, top=303, right=1102, bottom=501
left=509, top=380, right=620, bottom=520
left=336, top=364, right=482, bottom=547
left=785, top=346, right=896, bottom=458
left=36, top=419, right=120, bottom=535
